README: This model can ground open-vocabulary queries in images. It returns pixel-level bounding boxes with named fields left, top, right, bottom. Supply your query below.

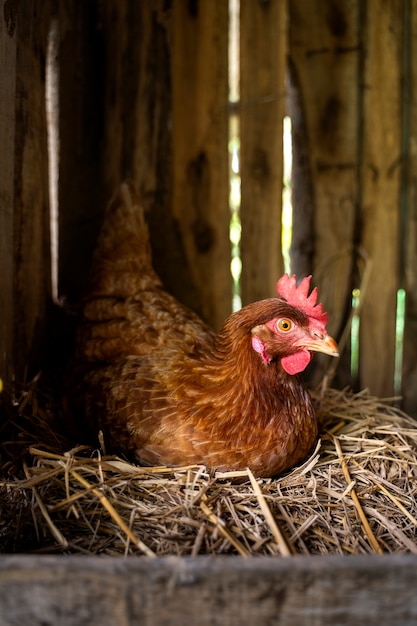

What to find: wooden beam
left=0, top=554, right=416, bottom=625
left=240, top=0, right=287, bottom=305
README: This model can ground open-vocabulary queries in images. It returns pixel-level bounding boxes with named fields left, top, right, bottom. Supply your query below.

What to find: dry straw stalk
left=0, top=379, right=416, bottom=557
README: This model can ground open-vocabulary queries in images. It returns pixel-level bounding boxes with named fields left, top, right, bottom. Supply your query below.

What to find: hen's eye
left=277, top=318, right=293, bottom=332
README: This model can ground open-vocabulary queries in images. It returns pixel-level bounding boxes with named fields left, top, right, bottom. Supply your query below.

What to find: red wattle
left=281, top=350, right=312, bottom=375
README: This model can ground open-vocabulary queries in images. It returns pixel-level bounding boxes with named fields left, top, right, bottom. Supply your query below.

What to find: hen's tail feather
left=88, top=181, right=162, bottom=299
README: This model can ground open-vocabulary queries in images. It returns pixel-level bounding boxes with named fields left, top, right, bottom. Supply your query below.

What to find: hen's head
left=251, top=274, right=339, bottom=375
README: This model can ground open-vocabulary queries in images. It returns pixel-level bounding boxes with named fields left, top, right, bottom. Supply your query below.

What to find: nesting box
left=1, top=1, right=417, bottom=623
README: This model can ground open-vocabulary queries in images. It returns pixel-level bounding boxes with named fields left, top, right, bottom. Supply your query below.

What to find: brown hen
left=70, top=182, right=338, bottom=477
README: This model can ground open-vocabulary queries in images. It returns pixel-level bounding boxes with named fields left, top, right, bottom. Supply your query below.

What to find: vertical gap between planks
left=46, top=18, right=60, bottom=304
left=399, top=0, right=417, bottom=416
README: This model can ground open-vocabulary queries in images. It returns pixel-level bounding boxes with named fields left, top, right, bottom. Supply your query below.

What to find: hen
left=70, top=181, right=338, bottom=477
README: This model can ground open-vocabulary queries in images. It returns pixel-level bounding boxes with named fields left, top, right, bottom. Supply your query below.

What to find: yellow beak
left=301, top=334, right=339, bottom=357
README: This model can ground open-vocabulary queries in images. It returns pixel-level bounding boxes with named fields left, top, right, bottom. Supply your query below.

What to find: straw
left=1, top=377, right=417, bottom=556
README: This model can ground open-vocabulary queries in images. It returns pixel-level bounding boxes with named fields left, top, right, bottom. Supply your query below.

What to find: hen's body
left=71, top=182, right=337, bottom=477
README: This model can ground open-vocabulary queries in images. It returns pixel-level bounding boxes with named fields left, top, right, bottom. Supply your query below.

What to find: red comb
left=276, top=274, right=328, bottom=325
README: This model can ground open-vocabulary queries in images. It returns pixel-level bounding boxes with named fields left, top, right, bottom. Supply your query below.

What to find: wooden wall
left=288, top=0, right=417, bottom=414
left=1, top=0, right=416, bottom=415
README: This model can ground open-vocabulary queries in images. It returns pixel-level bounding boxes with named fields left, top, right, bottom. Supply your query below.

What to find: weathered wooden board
left=98, top=1, right=184, bottom=314
left=58, top=0, right=199, bottom=322
left=57, top=0, right=107, bottom=302
left=402, top=0, right=417, bottom=416
left=0, top=1, right=52, bottom=387
left=289, top=1, right=405, bottom=398
left=172, top=0, right=231, bottom=329
left=358, top=0, right=403, bottom=398
left=288, top=0, right=360, bottom=386
left=0, top=554, right=416, bottom=625
left=100, top=1, right=172, bottom=197
left=13, top=0, right=52, bottom=381
left=239, top=0, right=286, bottom=305
left=0, top=0, right=17, bottom=389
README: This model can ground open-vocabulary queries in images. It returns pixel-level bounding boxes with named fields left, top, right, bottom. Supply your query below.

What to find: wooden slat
left=101, top=2, right=172, bottom=204
left=0, top=1, right=17, bottom=390
left=288, top=0, right=360, bottom=386
left=99, top=1, right=186, bottom=316
left=0, top=554, right=416, bottom=625
left=58, top=1, right=174, bottom=307
left=358, top=1, right=403, bottom=397
left=57, top=1, right=107, bottom=303
left=13, top=0, right=52, bottom=368
left=239, top=0, right=286, bottom=306
left=172, top=0, right=231, bottom=330
left=402, top=0, right=417, bottom=417
left=8, top=1, right=52, bottom=383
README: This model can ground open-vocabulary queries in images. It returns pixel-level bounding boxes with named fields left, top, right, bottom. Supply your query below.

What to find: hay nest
left=0, top=375, right=416, bottom=557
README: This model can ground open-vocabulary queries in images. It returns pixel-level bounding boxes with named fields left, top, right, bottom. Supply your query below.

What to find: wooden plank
left=0, top=0, right=17, bottom=390
left=57, top=0, right=107, bottom=303
left=101, top=1, right=172, bottom=205
left=288, top=0, right=360, bottom=386
left=99, top=2, right=187, bottom=317
left=402, top=0, right=417, bottom=417
left=58, top=1, right=175, bottom=309
left=60, top=0, right=214, bottom=326
left=239, top=0, right=287, bottom=306
left=0, top=554, right=416, bottom=625
left=358, top=1, right=403, bottom=397
left=172, top=0, right=231, bottom=329
left=10, top=1, right=52, bottom=383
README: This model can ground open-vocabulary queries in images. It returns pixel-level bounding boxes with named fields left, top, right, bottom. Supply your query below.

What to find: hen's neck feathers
left=172, top=299, right=312, bottom=427
left=164, top=299, right=316, bottom=476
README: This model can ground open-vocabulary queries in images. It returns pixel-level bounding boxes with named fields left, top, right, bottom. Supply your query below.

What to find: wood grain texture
left=0, top=554, right=416, bottom=625
left=13, top=0, right=52, bottom=379
left=99, top=1, right=198, bottom=323
left=172, top=0, right=232, bottom=330
left=0, top=0, right=52, bottom=385
left=289, top=1, right=405, bottom=399
left=239, top=0, right=286, bottom=306
left=0, top=0, right=17, bottom=389
left=358, top=0, right=402, bottom=397
left=289, top=0, right=360, bottom=385
left=100, top=1, right=172, bottom=204
left=58, top=1, right=179, bottom=311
